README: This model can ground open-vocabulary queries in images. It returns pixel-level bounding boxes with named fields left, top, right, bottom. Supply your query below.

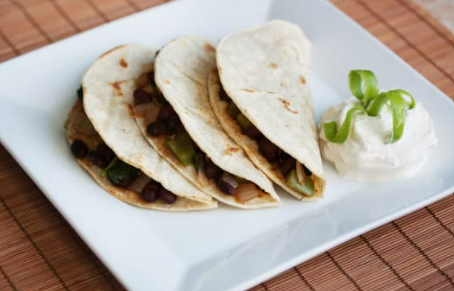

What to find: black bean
left=258, top=137, right=279, bottom=162
left=204, top=158, right=222, bottom=180
left=89, top=151, right=109, bottom=168
left=147, top=122, right=161, bottom=136
left=141, top=182, right=160, bottom=202
left=278, top=154, right=295, bottom=175
left=77, top=86, right=83, bottom=102
left=216, top=177, right=237, bottom=195
left=165, top=117, right=182, bottom=135
left=219, top=86, right=230, bottom=101
left=244, top=126, right=262, bottom=139
left=97, top=143, right=115, bottom=163
left=159, top=187, right=177, bottom=204
left=117, top=177, right=133, bottom=188
left=147, top=71, right=156, bottom=87
left=133, top=89, right=151, bottom=105
left=71, top=139, right=88, bottom=159
left=304, top=166, right=312, bottom=176
left=151, top=90, right=167, bottom=105
left=158, top=104, right=176, bottom=122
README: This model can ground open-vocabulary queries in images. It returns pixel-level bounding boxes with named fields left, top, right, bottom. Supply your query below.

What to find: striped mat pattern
left=0, top=0, right=453, bottom=290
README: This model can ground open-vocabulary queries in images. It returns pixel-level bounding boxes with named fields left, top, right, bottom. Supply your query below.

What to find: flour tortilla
left=141, top=36, right=280, bottom=209
left=214, top=20, right=326, bottom=200
left=76, top=44, right=216, bottom=211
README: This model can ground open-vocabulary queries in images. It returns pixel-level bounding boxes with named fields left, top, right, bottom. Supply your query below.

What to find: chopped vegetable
left=235, top=183, right=259, bottom=203
left=193, top=152, right=203, bottom=172
left=134, top=102, right=160, bottom=126
left=106, top=158, right=139, bottom=188
left=295, top=162, right=305, bottom=184
left=166, top=131, right=196, bottom=166
left=216, top=172, right=238, bottom=195
left=227, top=101, right=240, bottom=118
left=198, top=166, right=210, bottom=186
left=285, top=169, right=314, bottom=196
left=128, top=172, right=152, bottom=193
left=194, top=152, right=209, bottom=185
left=236, top=113, right=254, bottom=130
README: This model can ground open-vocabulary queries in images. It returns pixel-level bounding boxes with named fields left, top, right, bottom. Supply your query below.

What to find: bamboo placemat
left=0, top=0, right=453, bottom=290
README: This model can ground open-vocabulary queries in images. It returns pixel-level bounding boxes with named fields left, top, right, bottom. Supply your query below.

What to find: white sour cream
left=319, top=97, right=437, bottom=183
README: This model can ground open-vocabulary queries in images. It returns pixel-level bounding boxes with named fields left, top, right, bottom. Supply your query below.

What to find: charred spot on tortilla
left=300, top=76, right=306, bottom=85
left=164, top=79, right=170, bottom=85
left=269, top=62, right=278, bottom=69
left=110, top=81, right=127, bottom=97
left=225, top=146, right=240, bottom=155
left=204, top=43, right=215, bottom=53
left=242, top=89, right=254, bottom=93
left=290, top=46, right=300, bottom=61
left=119, top=58, right=128, bottom=68
left=278, top=98, right=297, bottom=114
left=267, top=91, right=274, bottom=94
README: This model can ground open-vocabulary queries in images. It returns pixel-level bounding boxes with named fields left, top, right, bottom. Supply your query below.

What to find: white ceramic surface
left=0, top=0, right=453, bottom=290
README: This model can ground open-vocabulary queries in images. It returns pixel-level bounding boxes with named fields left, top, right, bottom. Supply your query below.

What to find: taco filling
left=218, top=85, right=315, bottom=196
left=133, top=71, right=268, bottom=203
left=68, top=93, right=178, bottom=205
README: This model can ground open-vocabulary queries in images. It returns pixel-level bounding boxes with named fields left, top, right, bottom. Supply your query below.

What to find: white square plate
left=1, top=0, right=454, bottom=290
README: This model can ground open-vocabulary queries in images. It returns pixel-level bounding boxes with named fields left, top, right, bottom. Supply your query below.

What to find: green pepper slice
left=227, top=101, right=240, bottom=118
left=105, top=158, right=139, bottom=187
left=236, top=113, right=253, bottom=130
left=285, top=169, right=314, bottom=196
left=323, top=106, right=366, bottom=143
left=193, top=152, right=204, bottom=172
left=166, top=131, right=196, bottom=166
left=349, top=70, right=379, bottom=107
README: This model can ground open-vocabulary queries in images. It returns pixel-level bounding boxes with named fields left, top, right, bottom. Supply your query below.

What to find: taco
left=211, top=20, right=326, bottom=200
left=133, top=37, right=280, bottom=209
left=65, top=45, right=216, bottom=211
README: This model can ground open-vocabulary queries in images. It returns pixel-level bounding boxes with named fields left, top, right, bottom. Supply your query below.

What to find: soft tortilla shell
left=149, top=36, right=280, bottom=209
left=81, top=44, right=216, bottom=208
left=215, top=21, right=326, bottom=199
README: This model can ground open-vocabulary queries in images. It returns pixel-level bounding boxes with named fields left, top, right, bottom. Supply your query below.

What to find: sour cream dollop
left=319, top=97, right=437, bottom=183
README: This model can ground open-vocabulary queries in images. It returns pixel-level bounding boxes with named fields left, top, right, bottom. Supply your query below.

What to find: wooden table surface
left=1, top=0, right=454, bottom=290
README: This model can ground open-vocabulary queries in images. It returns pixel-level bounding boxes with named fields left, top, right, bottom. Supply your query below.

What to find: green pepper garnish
left=227, top=101, right=240, bottom=118
left=324, top=70, right=416, bottom=144
left=166, top=131, right=196, bottom=166
left=236, top=113, right=253, bottom=130
left=323, top=106, right=366, bottom=143
left=106, top=158, right=139, bottom=187
left=349, top=70, right=379, bottom=107
left=285, top=169, right=314, bottom=196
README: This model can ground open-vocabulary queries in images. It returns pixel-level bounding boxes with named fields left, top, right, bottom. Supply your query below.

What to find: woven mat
left=1, top=0, right=454, bottom=290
